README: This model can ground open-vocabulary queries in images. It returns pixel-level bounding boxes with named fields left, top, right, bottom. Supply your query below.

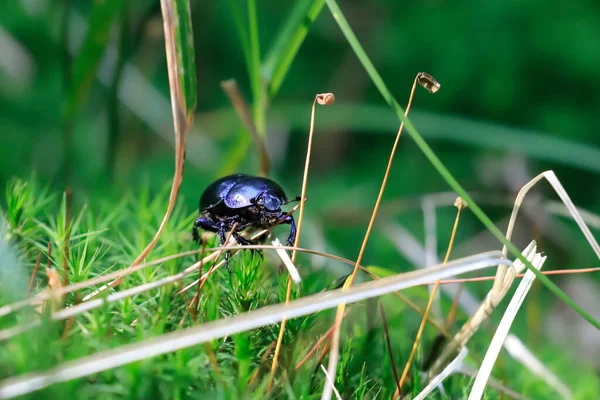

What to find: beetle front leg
left=280, top=214, right=297, bottom=253
left=193, top=217, right=219, bottom=244
left=193, top=218, right=232, bottom=273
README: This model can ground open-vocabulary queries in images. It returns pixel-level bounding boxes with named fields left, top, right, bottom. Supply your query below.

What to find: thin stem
left=267, top=95, right=319, bottom=392
left=248, top=341, right=276, bottom=386
left=324, top=75, right=420, bottom=400
left=192, top=237, right=207, bottom=323
left=63, top=188, right=72, bottom=288
left=26, top=253, right=42, bottom=295
left=380, top=303, right=402, bottom=397
left=294, top=308, right=352, bottom=371
left=394, top=203, right=463, bottom=398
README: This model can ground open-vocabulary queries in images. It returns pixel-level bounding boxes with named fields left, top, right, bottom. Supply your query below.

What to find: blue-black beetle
left=193, top=174, right=300, bottom=271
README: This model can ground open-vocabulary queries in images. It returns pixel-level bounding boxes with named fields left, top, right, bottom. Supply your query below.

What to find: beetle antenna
left=285, top=195, right=302, bottom=204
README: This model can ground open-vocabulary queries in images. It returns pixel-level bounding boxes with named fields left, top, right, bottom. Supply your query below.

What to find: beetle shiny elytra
left=193, top=174, right=300, bottom=272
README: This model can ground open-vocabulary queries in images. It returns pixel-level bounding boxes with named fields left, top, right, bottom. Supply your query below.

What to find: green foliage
left=1, top=0, right=600, bottom=398
left=1, top=178, right=599, bottom=397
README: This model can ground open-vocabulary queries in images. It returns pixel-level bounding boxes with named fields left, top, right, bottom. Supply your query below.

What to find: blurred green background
left=2, top=0, right=600, bottom=196
left=1, top=0, right=600, bottom=370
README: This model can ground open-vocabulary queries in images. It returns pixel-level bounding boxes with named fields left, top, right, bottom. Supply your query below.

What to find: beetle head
left=255, top=191, right=282, bottom=212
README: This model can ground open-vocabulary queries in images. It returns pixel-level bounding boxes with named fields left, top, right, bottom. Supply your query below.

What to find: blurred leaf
left=263, top=0, right=326, bottom=98
left=200, top=103, right=600, bottom=175
left=365, top=266, right=395, bottom=279
left=248, top=0, right=266, bottom=137
left=65, top=0, right=123, bottom=117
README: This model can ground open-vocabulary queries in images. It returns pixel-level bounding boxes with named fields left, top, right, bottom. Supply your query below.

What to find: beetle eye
left=262, top=196, right=281, bottom=211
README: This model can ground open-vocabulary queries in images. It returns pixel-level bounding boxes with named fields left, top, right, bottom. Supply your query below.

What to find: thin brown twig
left=47, top=242, right=52, bottom=269
left=204, top=342, right=224, bottom=386
left=267, top=93, right=334, bottom=393
left=394, top=199, right=464, bottom=399
left=445, top=285, right=463, bottom=331
left=325, top=74, right=429, bottom=397
left=61, top=316, right=75, bottom=341
left=27, top=253, right=42, bottom=295
left=248, top=341, right=277, bottom=386
left=179, top=228, right=237, bottom=327
left=295, top=308, right=352, bottom=371
left=315, top=331, right=333, bottom=369
left=379, top=303, right=402, bottom=398
left=63, top=188, right=72, bottom=288
left=192, top=237, right=207, bottom=322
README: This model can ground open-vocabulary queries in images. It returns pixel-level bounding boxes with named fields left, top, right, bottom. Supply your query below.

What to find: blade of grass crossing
left=324, top=0, right=600, bottom=330
left=0, top=251, right=507, bottom=398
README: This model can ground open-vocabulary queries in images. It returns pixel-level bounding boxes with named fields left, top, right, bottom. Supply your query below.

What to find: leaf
left=170, top=0, right=197, bottom=118
left=263, top=0, right=326, bottom=98
left=65, top=0, right=123, bottom=117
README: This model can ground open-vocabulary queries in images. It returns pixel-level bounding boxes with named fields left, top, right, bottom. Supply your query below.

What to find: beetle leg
left=215, top=222, right=234, bottom=273
left=280, top=214, right=297, bottom=255
left=232, top=231, right=262, bottom=260
left=193, top=217, right=219, bottom=244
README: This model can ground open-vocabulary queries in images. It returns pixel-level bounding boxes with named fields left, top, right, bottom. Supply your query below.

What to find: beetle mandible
left=193, top=174, right=300, bottom=272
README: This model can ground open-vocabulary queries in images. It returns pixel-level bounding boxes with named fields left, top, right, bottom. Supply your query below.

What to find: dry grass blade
left=383, top=205, right=590, bottom=395
left=503, top=335, right=573, bottom=399
left=493, top=171, right=600, bottom=300
left=428, top=241, right=538, bottom=377
left=271, top=237, right=301, bottom=283
left=458, top=364, right=532, bottom=400
left=267, top=93, right=334, bottom=392
left=221, top=79, right=270, bottom=175
left=469, top=250, right=547, bottom=400
left=0, top=251, right=506, bottom=398
left=96, top=0, right=196, bottom=294
left=320, top=364, right=342, bottom=400
left=394, top=198, right=464, bottom=399
left=413, top=347, right=468, bottom=400
left=430, top=170, right=600, bottom=381
left=323, top=73, right=437, bottom=400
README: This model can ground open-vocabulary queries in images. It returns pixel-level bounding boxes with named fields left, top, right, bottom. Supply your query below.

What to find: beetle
left=193, top=174, right=300, bottom=272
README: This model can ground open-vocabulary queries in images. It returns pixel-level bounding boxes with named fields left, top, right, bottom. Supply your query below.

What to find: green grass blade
left=325, top=0, right=600, bottom=330
left=170, top=0, right=197, bottom=118
left=263, top=0, right=326, bottom=98
left=247, top=0, right=265, bottom=137
left=226, top=0, right=252, bottom=78
left=65, top=0, right=123, bottom=118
